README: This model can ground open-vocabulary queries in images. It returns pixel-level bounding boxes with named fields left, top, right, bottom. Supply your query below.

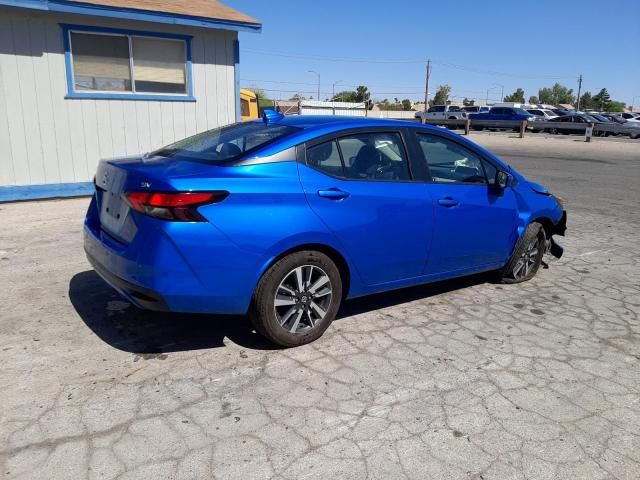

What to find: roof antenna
left=262, top=109, right=285, bottom=124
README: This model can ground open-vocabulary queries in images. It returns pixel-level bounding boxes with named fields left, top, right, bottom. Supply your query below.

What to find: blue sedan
left=84, top=112, right=566, bottom=347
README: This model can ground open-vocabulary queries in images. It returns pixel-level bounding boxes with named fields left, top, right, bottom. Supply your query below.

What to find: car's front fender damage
left=546, top=211, right=567, bottom=259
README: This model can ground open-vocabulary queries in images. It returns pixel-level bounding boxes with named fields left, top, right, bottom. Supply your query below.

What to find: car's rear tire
left=250, top=250, right=342, bottom=347
left=496, top=222, right=546, bottom=284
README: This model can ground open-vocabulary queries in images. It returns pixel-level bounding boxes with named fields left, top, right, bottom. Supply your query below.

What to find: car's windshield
left=154, top=122, right=299, bottom=162
left=515, top=108, right=530, bottom=115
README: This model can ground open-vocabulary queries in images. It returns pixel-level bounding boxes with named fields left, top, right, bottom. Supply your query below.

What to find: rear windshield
left=153, top=122, right=299, bottom=162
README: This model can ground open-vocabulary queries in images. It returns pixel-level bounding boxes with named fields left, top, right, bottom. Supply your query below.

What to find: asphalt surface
left=1, top=134, right=639, bottom=479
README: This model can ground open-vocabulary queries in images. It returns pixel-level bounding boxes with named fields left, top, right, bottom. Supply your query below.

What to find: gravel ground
left=0, top=134, right=639, bottom=480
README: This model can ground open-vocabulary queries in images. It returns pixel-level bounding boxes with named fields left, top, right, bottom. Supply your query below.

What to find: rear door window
left=306, top=140, right=343, bottom=177
left=338, top=133, right=410, bottom=181
left=306, top=132, right=411, bottom=182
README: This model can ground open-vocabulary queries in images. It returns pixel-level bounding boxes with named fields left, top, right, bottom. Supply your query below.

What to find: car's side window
left=416, top=133, right=491, bottom=185
left=337, top=133, right=411, bottom=181
left=306, top=140, right=344, bottom=177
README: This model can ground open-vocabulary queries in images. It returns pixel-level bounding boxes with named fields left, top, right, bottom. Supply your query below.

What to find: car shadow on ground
left=69, top=270, right=492, bottom=354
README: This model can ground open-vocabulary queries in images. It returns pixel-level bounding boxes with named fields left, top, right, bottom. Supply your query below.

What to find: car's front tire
left=497, top=222, right=546, bottom=284
left=250, top=251, right=342, bottom=347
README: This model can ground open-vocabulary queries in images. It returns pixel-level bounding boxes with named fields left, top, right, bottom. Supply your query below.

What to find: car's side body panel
left=84, top=117, right=566, bottom=316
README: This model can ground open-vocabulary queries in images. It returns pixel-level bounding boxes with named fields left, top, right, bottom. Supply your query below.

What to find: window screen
left=132, top=37, right=186, bottom=94
left=71, top=33, right=131, bottom=92
left=69, top=30, right=188, bottom=96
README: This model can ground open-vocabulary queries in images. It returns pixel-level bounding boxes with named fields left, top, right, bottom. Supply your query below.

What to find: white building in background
left=299, top=100, right=368, bottom=117
left=0, top=0, right=261, bottom=201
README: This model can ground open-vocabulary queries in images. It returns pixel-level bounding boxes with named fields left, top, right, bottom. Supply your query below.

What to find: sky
left=225, top=0, right=640, bottom=106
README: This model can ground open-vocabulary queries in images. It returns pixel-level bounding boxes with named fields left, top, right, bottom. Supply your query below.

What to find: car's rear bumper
left=83, top=196, right=263, bottom=315
left=86, top=249, right=169, bottom=311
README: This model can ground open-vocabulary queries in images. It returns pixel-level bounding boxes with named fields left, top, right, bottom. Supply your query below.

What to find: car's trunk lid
left=95, top=155, right=217, bottom=243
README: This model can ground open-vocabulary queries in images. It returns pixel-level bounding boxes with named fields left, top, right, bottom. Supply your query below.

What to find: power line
left=243, top=47, right=575, bottom=80
left=240, top=78, right=490, bottom=95
left=241, top=86, right=494, bottom=101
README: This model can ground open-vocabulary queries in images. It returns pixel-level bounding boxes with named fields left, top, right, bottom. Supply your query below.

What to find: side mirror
left=495, top=171, right=512, bottom=189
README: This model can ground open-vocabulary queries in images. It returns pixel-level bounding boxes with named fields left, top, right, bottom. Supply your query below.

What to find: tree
left=607, top=101, right=626, bottom=112
left=247, top=88, right=273, bottom=107
left=592, top=88, right=612, bottom=111
left=537, top=83, right=575, bottom=105
left=401, top=99, right=413, bottom=111
left=503, top=88, right=525, bottom=103
left=354, top=85, right=373, bottom=109
left=528, top=96, right=540, bottom=104
left=463, top=97, right=475, bottom=106
left=331, top=90, right=357, bottom=102
left=432, top=85, right=451, bottom=106
left=579, top=92, right=594, bottom=110
left=289, top=93, right=305, bottom=101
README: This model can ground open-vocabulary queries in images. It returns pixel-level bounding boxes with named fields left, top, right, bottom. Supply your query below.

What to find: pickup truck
left=415, top=105, right=468, bottom=121
left=469, top=107, right=536, bottom=131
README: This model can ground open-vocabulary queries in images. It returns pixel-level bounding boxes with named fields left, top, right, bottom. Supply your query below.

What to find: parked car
left=600, top=114, right=627, bottom=125
left=84, top=112, right=567, bottom=347
left=582, top=114, right=640, bottom=139
left=415, top=105, right=468, bottom=121
left=469, top=107, right=536, bottom=131
left=545, top=114, right=604, bottom=135
left=611, top=113, right=640, bottom=124
left=552, top=109, right=572, bottom=117
left=461, top=106, right=491, bottom=113
left=619, top=112, right=640, bottom=121
left=526, top=108, right=558, bottom=120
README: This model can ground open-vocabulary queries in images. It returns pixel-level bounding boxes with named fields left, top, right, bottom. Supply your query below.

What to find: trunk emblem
left=140, top=181, right=152, bottom=189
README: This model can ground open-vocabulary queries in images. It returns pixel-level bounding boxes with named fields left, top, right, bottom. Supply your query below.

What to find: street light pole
left=308, top=70, right=320, bottom=100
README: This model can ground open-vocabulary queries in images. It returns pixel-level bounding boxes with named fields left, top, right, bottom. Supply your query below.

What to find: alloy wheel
left=512, top=238, right=540, bottom=280
left=273, top=265, right=333, bottom=334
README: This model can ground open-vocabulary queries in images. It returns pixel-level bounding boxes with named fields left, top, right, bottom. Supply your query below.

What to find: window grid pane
left=71, top=32, right=132, bottom=92
left=132, top=36, right=187, bottom=94
left=70, top=31, right=188, bottom=96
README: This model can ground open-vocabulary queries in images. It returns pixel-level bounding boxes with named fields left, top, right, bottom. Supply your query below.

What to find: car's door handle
left=437, top=197, right=460, bottom=207
left=317, top=188, right=350, bottom=200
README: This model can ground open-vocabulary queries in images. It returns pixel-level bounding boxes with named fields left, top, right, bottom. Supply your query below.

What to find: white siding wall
left=0, top=7, right=238, bottom=187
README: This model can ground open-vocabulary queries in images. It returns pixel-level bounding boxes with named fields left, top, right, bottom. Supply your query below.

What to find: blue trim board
left=61, top=24, right=196, bottom=102
left=0, top=0, right=262, bottom=33
left=0, top=182, right=94, bottom=202
left=234, top=38, right=241, bottom=122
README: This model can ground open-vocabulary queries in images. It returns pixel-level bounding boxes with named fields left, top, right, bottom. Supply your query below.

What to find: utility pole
left=576, top=74, right=583, bottom=111
left=423, top=59, right=431, bottom=113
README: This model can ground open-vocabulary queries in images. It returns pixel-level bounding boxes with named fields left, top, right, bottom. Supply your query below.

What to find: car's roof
left=241, top=114, right=511, bottom=171
left=267, top=115, right=416, bottom=129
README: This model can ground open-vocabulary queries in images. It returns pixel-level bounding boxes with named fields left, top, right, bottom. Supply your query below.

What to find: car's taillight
left=123, top=191, right=228, bottom=221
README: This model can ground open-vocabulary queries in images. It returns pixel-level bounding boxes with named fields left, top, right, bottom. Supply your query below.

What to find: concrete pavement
left=1, top=134, right=639, bottom=479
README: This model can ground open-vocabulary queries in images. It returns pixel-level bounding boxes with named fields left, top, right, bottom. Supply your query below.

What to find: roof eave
left=0, top=0, right=262, bottom=33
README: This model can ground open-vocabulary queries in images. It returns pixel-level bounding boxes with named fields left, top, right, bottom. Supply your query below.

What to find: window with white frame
left=69, top=30, right=189, bottom=96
